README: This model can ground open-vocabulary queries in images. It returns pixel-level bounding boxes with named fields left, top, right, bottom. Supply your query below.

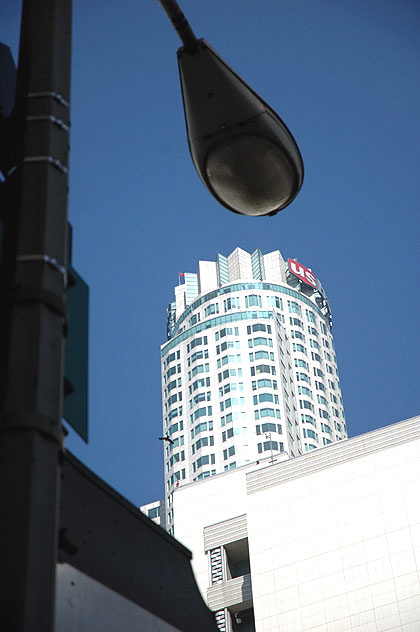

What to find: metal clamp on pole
left=27, top=90, right=70, bottom=108
left=26, top=114, right=70, bottom=132
left=23, top=155, right=68, bottom=174
left=16, top=253, right=68, bottom=287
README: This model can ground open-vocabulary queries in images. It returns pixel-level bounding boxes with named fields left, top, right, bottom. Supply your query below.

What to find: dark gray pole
left=0, top=0, right=71, bottom=629
left=157, top=0, right=198, bottom=52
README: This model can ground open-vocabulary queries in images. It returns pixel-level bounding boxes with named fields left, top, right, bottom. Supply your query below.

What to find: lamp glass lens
left=206, top=135, right=296, bottom=216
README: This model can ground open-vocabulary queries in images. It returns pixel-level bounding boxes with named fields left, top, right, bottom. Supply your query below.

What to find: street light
left=158, top=0, right=304, bottom=217
left=0, top=2, right=303, bottom=629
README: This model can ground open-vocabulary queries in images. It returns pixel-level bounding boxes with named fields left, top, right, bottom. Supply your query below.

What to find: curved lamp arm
left=157, top=0, right=198, bottom=53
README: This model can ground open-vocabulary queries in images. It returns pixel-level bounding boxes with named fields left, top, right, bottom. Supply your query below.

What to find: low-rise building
left=172, top=415, right=420, bottom=632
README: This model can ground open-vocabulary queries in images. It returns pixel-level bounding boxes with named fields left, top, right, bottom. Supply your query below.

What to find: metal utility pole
left=0, top=0, right=72, bottom=630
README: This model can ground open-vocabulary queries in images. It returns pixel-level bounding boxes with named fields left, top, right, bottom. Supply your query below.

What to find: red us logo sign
left=287, top=259, right=317, bottom=288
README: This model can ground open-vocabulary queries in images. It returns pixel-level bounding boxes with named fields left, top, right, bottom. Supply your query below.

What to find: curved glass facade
left=167, top=281, right=330, bottom=340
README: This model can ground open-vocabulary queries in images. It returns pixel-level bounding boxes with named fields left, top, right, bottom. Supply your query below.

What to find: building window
left=193, top=436, right=214, bottom=453
left=223, top=446, right=235, bottom=460
left=222, top=427, right=235, bottom=442
left=245, top=295, right=262, bottom=308
left=165, top=352, right=176, bottom=367
left=296, top=371, right=311, bottom=384
left=167, top=394, right=178, bottom=406
left=251, top=364, right=276, bottom=376
left=267, top=296, right=283, bottom=310
left=223, top=297, right=240, bottom=311
left=189, top=313, right=201, bottom=327
left=249, top=350, right=274, bottom=362
left=197, top=471, right=214, bottom=480
left=292, top=343, right=306, bottom=354
left=249, top=336, right=273, bottom=348
left=189, top=336, right=207, bottom=351
left=191, top=420, right=213, bottom=438
left=217, top=340, right=240, bottom=354
left=257, top=440, right=284, bottom=453
left=299, top=399, right=314, bottom=411
left=297, top=385, right=312, bottom=398
left=301, top=414, right=315, bottom=425
left=247, top=323, right=271, bottom=334
left=217, top=354, right=241, bottom=368
left=256, top=422, right=282, bottom=435
left=251, top=378, right=277, bottom=390
left=294, top=358, right=309, bottom=370
left=147, top=507, right=160, bottom=520
left=188, top=349, right=209, bottom=366
left=253, top=392, right=279, bottom=405
left=190, top=406, right=210, bottom=422
left=217, top=327, right=239, bottom=339
left=204, top=303, right=219, bottom=317
left=306, top=309, right=316, bottom=323
left=291, top=330, right=305, bottom=341
left=290, top=317, right=303, bottom=328
left=255, top=407, right=280, bottom=419
left=220, top=397, right=244, bottom=411
left=219, top=382, right=237, bottom=396
left=221, top=412, right=233, bottom=427
left=165, top=379, right=177, bottom=395
left=193, top=454, right=216, bottom=472
left=287, top=300, right=302, bottom=315
left=164, top=365, right=177, bottom=381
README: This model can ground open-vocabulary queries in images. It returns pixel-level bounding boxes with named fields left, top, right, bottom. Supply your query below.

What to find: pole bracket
left=27, top=90, right=70, bottom=109
left=26, top=114, right=70, bottom=132
left=16, top=254, right=68, bottom=287
left=23, top=155, right=68, bottom=174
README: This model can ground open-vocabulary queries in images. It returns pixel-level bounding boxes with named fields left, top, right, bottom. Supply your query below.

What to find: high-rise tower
left=160, top=248, right=347, bottom=532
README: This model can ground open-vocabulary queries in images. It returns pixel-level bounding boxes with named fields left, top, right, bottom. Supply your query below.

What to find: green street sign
left=64, top=265, right=89, bottom=441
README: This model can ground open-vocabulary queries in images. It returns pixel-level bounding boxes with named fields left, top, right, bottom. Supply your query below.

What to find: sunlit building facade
left=160, top=248, right=347, bottom=532
left=173, top=415, right=420, bottom=632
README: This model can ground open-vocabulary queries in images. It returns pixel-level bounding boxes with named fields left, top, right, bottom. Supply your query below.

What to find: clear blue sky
left=2, top=0, right=419, bottom=507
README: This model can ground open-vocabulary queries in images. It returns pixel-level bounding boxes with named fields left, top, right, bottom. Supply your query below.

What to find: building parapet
left=247, top=415, right=420, bottom=495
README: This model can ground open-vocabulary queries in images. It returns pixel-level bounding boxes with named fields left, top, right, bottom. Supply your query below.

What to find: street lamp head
left=178, top=40, right=304, bottom=217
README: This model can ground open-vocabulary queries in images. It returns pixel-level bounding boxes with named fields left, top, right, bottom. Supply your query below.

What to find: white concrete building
left=172, top=415, right=420, bottom=632
left=160, top=248, right=347, bottom=532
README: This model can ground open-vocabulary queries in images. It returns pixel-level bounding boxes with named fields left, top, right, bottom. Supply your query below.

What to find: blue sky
left=2, top=0, right=419, bottom=507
